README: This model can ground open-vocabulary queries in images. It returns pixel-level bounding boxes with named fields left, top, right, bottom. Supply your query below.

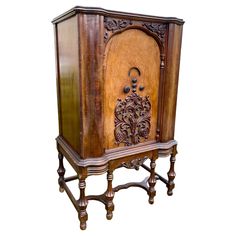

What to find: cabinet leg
left=148, top=156, right=157, bottom=204
left=78, top=178, right=88, bottom=230
left=167, top=145, right=177, bottom=196
left=105, top=170, right=115, bottom=220
left=57, top=152, right=65, bottom=193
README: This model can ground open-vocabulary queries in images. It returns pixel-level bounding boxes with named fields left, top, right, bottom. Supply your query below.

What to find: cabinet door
left=104, top=29, right=160, bottom=151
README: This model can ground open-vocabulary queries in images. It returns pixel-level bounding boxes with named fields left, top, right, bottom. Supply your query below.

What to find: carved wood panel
left=121, top=157, right=148, bottom=170
left=114, top=93, right=151, bottom=146
left=104, top=29, right=160, bottom=150
left=104, top=17, right=167, bottom=48
left=142, top=22, right=167, bottom=43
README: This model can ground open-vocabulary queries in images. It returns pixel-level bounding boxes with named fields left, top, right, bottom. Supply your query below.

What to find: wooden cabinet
left=53, top=6, right=184, bottom=230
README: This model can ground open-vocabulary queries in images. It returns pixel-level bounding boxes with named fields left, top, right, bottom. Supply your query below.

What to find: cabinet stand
left=57, top=145, right=177, bottom=230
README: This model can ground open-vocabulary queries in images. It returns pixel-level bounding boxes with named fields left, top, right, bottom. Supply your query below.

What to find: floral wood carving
left=143, top=23, right=167, bottom=43
left=122, top=157, right=148, bottom=170
left=114, top=93, right=151, bottom=146
left=104, top=17, right=132, bottom=42
left=104, top=17, right=132, bottom=32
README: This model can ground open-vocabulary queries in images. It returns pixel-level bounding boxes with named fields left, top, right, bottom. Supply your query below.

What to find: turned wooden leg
left=78, top=178, right=88, bottom=230
left=167, top=145, right=177, bottom=196
left=105, top=170, right=115, bottom=220
left=148, top=154, right=157, bottom=204
left=57, top=152, right=65, bottom=193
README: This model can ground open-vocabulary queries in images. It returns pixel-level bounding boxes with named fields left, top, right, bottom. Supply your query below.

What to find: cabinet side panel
left=54, top=24, right=62, bottom=135
left=57, top=16, right=81, bottom=153
left=162, top=24, right=183, bottom=141
left=79, top=14, right=104, bottom=158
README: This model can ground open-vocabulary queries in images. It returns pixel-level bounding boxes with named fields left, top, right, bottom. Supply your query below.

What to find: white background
left=0, top=0, right=236, bottom=235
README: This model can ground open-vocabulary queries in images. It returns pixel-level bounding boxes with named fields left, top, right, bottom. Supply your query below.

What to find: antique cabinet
left=52, top=6, right=184, bottom=230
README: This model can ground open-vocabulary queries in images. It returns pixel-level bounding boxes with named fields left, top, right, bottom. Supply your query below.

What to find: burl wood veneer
left=52, top=6, right=184, bottom=230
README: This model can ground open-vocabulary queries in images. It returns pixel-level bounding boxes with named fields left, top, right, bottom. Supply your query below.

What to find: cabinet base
left=56, top=137, right=177, bottom=230
left=57, top=150, right=177, bottom=230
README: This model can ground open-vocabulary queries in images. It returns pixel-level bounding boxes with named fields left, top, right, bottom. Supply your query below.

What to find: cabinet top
left=52, top=6, right=184, bottom=25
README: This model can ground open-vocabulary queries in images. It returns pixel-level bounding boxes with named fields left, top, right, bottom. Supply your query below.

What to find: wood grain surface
left=57, top=16, right=81, bottom=153
left=104, top=29, right=160, bottom=150
left=161, top=24, right=183, bottom=141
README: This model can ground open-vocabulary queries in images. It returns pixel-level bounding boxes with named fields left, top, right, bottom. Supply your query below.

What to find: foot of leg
left=105, top=170, right=115, bottom=220
left=167, top=145, right=177, bottom=196
left=57, top=152, right=65, bottom=193
left=78, top=179, right=88, bottom=230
